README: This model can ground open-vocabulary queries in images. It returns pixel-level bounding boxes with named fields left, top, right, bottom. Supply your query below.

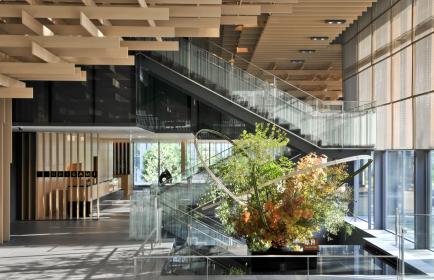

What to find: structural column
left=0, top=98, right=12, bottom=244
left=373, top=151, right=384, bottom=230
left=414, top=150, right=430, bottom=249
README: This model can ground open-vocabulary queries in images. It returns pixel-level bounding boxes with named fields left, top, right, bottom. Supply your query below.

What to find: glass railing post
left=206, top=258, right=209, bottom=280
left=307, top=256, right=310, bottom=280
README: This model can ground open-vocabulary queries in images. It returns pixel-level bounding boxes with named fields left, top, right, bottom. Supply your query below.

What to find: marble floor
left=1, top=193, right=432, bottom=280
left=0, top=195, right=142, bottom=280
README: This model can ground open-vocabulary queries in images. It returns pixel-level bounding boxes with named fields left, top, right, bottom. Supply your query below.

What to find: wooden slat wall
left=33, top=132, right=102, bottom=220
left=113, top=141, right=131, bottom=176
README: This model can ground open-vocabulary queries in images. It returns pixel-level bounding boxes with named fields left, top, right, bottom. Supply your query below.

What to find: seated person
left=158, top=169, right=172, bottom=184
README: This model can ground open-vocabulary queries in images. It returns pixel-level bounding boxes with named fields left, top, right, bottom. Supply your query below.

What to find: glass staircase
left=145, top=39, right=375, bottom=148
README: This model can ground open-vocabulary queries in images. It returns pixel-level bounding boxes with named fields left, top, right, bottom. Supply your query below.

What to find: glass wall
left=133, top=140, right=232, bottom=186
left=342, top=0, right=434, bottom=150
left=354, top=157, right=375, bottom=229
left=385, top=151, right=415, bottom=241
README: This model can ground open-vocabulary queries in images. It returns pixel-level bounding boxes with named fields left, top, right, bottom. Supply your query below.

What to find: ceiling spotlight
left=310, top=36, right=329, bottom=41
left=299, top=49, right=316, bottom=54
left=325, top=19, right=346, bottom=25
left=290, top=59, right=305, bottom=64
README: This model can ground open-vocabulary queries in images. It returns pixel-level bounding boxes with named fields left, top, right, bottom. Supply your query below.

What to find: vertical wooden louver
left=113, top=141, right=131, bottom=176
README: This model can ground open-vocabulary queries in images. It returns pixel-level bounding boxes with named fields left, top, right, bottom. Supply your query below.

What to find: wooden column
left=181, top=140, right=186, bottom=176
left=0, top=98, right=12, bottom=243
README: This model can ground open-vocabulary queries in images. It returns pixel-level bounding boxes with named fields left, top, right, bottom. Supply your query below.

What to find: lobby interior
left=0, top=0, right=434, bottom=279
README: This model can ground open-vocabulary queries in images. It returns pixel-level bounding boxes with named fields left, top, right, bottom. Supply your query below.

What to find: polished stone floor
left=1, top=191, right=431, bottom=280
left=0, top=194, right=141, bottom=280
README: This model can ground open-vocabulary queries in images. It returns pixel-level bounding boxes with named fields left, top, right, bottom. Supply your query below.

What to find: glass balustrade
left=142, top=39, right=376, bottom=148
left=133, top=255, right=405, bottom=279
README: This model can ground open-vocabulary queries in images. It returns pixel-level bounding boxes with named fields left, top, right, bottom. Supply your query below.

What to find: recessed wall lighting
left=299, top=49, right=316, bottom=54
left=290, top=59, right=305, bottom=64
left=236, top=47, right=249, bottom=53
left=310, top=36, right=329, bottom=41
left=324, top=19, right=346, bottom=25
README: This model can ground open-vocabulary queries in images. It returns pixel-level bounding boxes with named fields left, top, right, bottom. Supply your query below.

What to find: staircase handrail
left=199, top=39, right=323, bottom=106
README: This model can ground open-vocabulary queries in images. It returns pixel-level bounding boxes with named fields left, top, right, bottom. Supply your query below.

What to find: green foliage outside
left=141, top=143, right=183, bottom=183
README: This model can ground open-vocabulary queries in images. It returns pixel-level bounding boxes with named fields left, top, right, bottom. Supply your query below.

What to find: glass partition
left=133, top=255, right=401, bottom=279
left=385, top=150, right=415, bottom=241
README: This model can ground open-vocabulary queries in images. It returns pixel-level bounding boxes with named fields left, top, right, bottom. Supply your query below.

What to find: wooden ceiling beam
left=80, top=12, right=104, bottom=37
left=137, top=0, right=163, bottom=42
left=120, top=40, right=179, bottom=51
left=0, top=73, right=26, bottom=88
left=167, top=6, right=221, bottom=18
left=0, top=46, right=129, bottom=59
left=12, top=72, right=87, bottom=81
left=266, top=69, right=341, bottom=76
left=101, top=26, right=175, bottom=37
left=31, top=41, right=64, bottom=63
left=0, top=62, right=77, bottom=75
left=0, top=5, right=170, bottom=20
left=146, top=0, right=221, bottom=4
left=175, top=27, right=219, bottom=37
left=0, top=35, right=121, bottom=48
left=221, top=16, right=257, bottom=26
left=156, top=18, right=220, bottom=28
left=261, top=4, right=293, bottom=14
left=221, top=5, right=261, bottom=16
left=61, top=56, right=135, bottom=65
left=21, top=10, right=54, bottom=36
left=0, top=87, right=33, bottom=98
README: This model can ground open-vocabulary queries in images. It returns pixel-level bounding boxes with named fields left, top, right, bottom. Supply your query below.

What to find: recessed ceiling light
left=299, top=49, right=316, bottom=54
left=310, top=36, right=329, bottom=41
left=290, top=59, right=305, bottom=64
left=324, top=19, right=346, bottom=25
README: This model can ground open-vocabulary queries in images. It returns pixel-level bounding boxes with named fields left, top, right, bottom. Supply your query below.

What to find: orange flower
left=264, top=201, right=274, bottom=211
left=242, top=211, right=251, bottom=223
left=293, top=209, right=303, bottom=218
left=303, top=209, right=314, bottom=219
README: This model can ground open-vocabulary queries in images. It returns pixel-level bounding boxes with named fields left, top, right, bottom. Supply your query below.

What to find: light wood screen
left=33, top=132, right=120, bottom=220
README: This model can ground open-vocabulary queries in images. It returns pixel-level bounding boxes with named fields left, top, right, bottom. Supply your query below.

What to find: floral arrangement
left=203, top=124, right=352, bottom=251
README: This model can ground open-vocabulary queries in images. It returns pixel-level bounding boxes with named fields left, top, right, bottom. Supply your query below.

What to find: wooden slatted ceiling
left=241, top=0, right=376, bottom=100
left=0, top=0, right=298, bottom=98
left=0, top=0, right=374, bottom=100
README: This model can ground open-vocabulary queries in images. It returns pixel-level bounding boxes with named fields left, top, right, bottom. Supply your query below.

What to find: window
left=357, top=159, right=373, bottom=222
left=373, top=58, right=391, bottom=105
left=385, top=151, right=415, bottom=241
left=134, top=140, right=232, bottom=186
left=373, top=11, right=391, bottom=62
left=134, top=142, right=159, bottom=185
left=414, top=35, right=433, bottom=95
left=392, top=99, right=413, bottom=149
left=391, top=46, right=412, bottom=101
left=391, top=0, right=412, bottom=51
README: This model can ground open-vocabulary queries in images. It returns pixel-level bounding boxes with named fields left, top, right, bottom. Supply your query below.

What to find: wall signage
left=36, top=171, right=97, bottom=178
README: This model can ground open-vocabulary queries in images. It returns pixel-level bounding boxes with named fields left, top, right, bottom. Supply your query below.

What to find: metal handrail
left=201, top=39, right=323, bottom=105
